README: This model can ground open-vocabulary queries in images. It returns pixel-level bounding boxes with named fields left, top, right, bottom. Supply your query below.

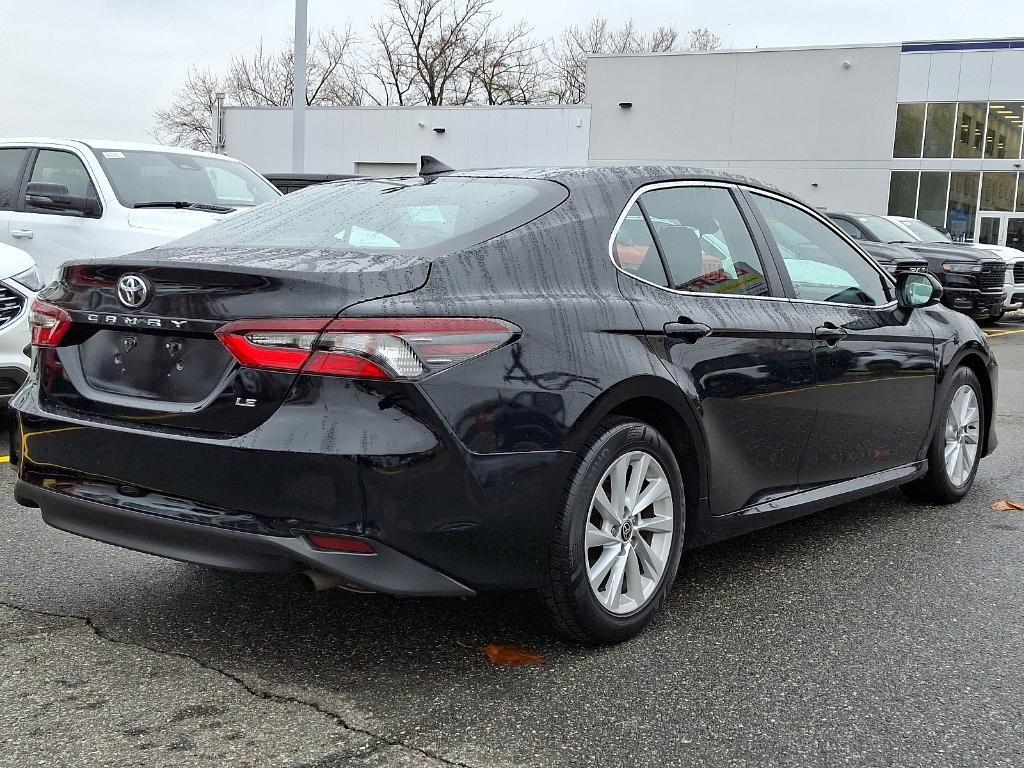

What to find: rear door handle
left=663, top=321, right=712, bottom=343
left=10, top=229, right=33, bottom=240
left=814, top=323, right=848, bottom=345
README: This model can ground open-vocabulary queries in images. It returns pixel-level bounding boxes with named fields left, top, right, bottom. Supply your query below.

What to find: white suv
left=0, top=242, right=41, bottom=403
left=0, top=139, right=280, bottom=281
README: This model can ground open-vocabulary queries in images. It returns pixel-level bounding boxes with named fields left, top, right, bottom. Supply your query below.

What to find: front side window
left=27, top=150, right=99, bottom=206
left=752, top=194, right=890, bottom=307
left=167, top=177, right=567, bottom=256
left=92, top=149, right=279, bottom=209
left=830, top=217, right=864, bottom=240
left=637, top=186, right=770, bottom=297
left=0, top=148, right=29, bottom=210
left=612, top=203, right=668, bottom=287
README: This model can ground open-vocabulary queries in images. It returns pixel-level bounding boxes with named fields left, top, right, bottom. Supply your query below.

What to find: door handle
left=814, top=323, right=848, bottom=345
left=663, top=320, right=712, bottom=343
left=10, top=229, right=33, bottom=240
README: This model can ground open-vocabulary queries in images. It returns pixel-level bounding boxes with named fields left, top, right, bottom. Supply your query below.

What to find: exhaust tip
left=301, top=570, right=375, bottom=594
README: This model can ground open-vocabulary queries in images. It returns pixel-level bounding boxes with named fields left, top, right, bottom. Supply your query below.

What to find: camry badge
left=116, top=274, right=150, bottom=309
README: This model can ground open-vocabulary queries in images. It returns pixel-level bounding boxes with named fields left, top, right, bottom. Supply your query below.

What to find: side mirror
left=896, top=271, right=943, bottom=310
left=25, top=181, right=101, bottom=217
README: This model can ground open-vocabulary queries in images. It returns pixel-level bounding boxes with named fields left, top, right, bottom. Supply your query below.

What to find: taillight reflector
left=28, top=300, right=73, bottom=347
left=216, top=317, right=517, bottom=381
left=307, top=534, right=375, bottom=554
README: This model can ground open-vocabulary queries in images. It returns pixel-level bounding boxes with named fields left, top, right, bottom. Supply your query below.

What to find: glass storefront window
left=923, top=103, right=956, bottom=158
left=1018, top=173, right=1024, bottom=213
left=893, top=104, right=925, bottom=158
left=887, top=171, right=918, bottom=217
left=917, top=172, right=950, bottom=228
left=980, top=172, right=1017, bottom=212
left=953, top=103, right=987, bottom=159
left=984, top=103, right=1023, bottom=159
left=947, top=172, right=980, bottom=240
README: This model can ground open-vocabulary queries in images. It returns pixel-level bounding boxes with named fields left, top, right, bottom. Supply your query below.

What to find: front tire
left=903, top=367, right=984, bottom=504
left=540, top=418, right=684, bottom=643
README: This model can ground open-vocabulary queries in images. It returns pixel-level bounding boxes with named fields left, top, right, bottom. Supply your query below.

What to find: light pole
left=292, top=0, right=308, bottom=173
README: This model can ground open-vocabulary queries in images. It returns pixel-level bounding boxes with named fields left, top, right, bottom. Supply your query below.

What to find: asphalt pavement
left=2, top=317, right=1024, bottom=768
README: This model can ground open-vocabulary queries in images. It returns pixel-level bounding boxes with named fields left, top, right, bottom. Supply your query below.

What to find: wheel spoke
left=588, top=547, right=618, bottom=590
left=602, top=552, right=628, bottom=610
left=625, top=452, right=650, bottom=511
left=610, top=456, right=630, bottom=521
left=624, top=546, right=644, bottom=601
left=592, top=485, right=619, bottom=525
left=635, top=512, right=673, bottom=533
left=634, top=477, right=669, bottom=513
left=633, top=534, right=663, bottom=580
left=586, top=523, right=620, bottom=549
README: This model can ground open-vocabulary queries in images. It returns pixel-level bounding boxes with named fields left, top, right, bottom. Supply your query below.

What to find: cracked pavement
left=1, top=321, right=1023, bottom=768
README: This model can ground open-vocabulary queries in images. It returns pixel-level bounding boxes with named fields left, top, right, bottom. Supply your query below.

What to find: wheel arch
left=565, top=375, right=709, bottom=545
left=943, top=344, right=996, bottom=456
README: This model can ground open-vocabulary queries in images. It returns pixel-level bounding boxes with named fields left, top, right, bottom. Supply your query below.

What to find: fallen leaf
left=991, top=500, right=1024, bottom=511
left=483, top=643, right=544, bottom=666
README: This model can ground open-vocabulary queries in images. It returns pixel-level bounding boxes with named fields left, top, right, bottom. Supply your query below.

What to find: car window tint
left=639, top=186, right=770, bottom=296
left=612, top=204, right=668, bottom=287
left=752, top=194, right=890, bottom=307
left=0, top=148, right=29, bottom=210
left=28, top=150, right=99, bottom=203
left=831, top=217, right=863, bottom=239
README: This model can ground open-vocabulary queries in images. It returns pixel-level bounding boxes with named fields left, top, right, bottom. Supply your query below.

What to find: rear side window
left=638, top=186, right=771, bottom=296
left=0, top=148, right=29, bottom=210
left=167, top=177, right=568, bottom=256
left=612, top=204, right=668, bottom=286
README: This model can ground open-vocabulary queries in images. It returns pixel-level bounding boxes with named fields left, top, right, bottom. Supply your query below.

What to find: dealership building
left=218, top=37, right=1024, bottom=250
left=588, top=37, right=1024, bottom=248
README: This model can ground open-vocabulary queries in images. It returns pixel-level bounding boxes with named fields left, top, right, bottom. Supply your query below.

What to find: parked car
left=264, top=173, right=362, bottom=194
left=0, top=242, right=41, bottom=404
left=0, top=139, right=280, bottom=281
left=827, top=211, right=1006, bottom=322
left=855, top=240, right=929, bottom=276
left=11, top=165, right=998, bottom=643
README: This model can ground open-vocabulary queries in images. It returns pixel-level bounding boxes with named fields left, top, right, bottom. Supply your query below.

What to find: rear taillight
left=216, top=317, right=517, bottom=381
left=28, top=300, right=73, bottom=347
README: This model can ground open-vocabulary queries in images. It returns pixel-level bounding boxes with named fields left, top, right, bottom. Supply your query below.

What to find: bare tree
left=152, top=66, right=224, bottom=151
left=685, top=27, right=722, bottom=52
left=544, top=16, right=721, bottom=104
left=153, top=26, right=361, bottom=149
left=361, top=0, right=503, bottom=106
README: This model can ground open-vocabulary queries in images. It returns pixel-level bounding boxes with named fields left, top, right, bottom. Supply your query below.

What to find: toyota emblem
left=116, top=274, right=151, bottom=309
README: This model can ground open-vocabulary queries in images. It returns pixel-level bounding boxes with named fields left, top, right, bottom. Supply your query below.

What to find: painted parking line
left=985, top=328, right=1024, bottom=337
left=0, top=456, right=9, bottom=463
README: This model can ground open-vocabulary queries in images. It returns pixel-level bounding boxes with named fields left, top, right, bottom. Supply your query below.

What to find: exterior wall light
left=618, top=102, right=633, bottom=109
left=433, top=127, right=446, bottom=134
left=841, top=60, right=851, bottom=69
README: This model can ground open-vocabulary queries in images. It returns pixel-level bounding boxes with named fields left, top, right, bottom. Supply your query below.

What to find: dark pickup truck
left=827, top=211, right=1006, bottom=322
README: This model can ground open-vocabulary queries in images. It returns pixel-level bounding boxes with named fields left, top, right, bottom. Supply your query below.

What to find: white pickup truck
left=0, top=139, right=280, bottom=281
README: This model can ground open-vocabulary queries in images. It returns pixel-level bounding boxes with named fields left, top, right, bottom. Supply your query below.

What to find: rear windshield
left=165, top=177, right=568, bottom=255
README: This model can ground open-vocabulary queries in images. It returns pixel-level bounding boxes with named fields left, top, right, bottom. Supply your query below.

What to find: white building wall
left=586, top=45, right=904, bottom=213
left=222, top=105, right=592, bottom=175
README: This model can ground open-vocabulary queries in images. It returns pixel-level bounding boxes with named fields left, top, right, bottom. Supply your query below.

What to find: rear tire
left=902, top=366, right=984, bottom=504
left=539, top=418, right=685, bottom=644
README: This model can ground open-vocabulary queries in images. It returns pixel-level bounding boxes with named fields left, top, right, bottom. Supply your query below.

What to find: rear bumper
left=15, top=481, right=474, bottom=596
left=10, top=376, right=574, bottom=591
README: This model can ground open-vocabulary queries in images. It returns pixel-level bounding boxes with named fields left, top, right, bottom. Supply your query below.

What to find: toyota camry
left=11, top=160, right=997, bottom=643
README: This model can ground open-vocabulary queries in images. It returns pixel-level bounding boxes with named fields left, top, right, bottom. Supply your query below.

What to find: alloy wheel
left=585, top=450, right=674, bottom=615
left=943, top=384, right=981, bottom=487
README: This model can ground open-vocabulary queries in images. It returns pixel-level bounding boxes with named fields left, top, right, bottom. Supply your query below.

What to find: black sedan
left=12, top=164, right=998, bottom=643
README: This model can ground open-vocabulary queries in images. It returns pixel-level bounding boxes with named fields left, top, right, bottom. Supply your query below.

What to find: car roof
left=403, top=165, right=792, bottom=197
left=0, top=137, right=234, bottom=161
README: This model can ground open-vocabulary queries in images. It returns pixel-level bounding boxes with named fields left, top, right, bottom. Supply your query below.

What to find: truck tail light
left=216, top=317, right=517, bottom=380
left=28, top=300, right=73, bottom=347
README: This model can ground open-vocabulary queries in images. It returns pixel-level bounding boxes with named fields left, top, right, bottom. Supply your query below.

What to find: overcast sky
left=3, top=0, right=1023, bottom=142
